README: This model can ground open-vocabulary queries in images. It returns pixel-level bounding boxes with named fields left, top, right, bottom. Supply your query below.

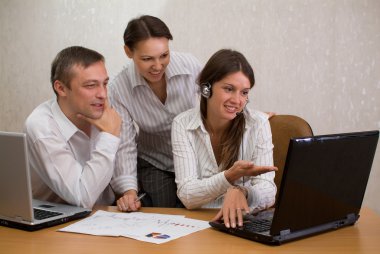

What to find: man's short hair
left=50, top=46, right=105, bottom=96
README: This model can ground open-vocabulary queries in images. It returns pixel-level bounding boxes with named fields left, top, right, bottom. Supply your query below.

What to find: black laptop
left=209, top=130, right=379, bottom=245
left=0, top=131, right=91, bottom=231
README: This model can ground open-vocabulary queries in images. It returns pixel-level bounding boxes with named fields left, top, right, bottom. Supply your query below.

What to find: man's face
left=62, top=61, right=109, bottom=121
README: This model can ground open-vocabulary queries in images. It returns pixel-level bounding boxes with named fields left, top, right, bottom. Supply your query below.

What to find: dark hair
left=123, top=15, right=173, bottom=50
left=198, top=49, right=255, bottom=171
left=50, top=46, right=104, bottom=96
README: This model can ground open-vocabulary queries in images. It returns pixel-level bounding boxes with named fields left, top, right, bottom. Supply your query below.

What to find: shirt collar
left=51, top=100, right=79, bottom=141
left=185, top=107, right=207, bottom=134
left=128, top=62, right=147, bottom=89
left=165, top=52, right=192, bottom=78
left=186, top=107, right=254, bottom=133
left=243, top=108, right=255, bottom=129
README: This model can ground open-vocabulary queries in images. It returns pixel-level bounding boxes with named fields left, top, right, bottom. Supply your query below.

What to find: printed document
left=59, top=210, right=210, bottom=244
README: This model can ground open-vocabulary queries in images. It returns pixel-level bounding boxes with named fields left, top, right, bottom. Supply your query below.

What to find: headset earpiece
left=201, top=83, right=212, bottom=98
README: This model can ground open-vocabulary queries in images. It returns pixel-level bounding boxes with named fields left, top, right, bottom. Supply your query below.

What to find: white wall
left=1, top=0, right=379, bottom=214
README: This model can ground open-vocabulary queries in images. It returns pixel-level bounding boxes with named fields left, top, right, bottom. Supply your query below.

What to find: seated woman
left=172, top=49, right=278, bottom=229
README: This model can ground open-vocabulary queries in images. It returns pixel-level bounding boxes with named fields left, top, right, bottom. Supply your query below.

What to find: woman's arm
left=172, top=115, right=231, bottom=209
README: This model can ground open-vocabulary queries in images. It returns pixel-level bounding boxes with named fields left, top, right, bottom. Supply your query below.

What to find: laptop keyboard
left=33, top=208, right=62, bottom=220
left=242, top=219, right=272, bottom=232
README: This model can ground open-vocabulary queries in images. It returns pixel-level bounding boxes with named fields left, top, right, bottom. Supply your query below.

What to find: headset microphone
left=236, top=98, right=249, bottom=116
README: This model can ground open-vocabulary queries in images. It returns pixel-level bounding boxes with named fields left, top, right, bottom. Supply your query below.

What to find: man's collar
left=51, top=100, right=79, bottom=141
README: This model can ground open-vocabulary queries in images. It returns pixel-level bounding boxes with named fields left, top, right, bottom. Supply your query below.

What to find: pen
left=134, top=193, right=146, bottom=202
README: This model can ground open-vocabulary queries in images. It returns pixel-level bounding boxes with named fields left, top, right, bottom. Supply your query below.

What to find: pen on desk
left=134, top=193, right=146, bottom=202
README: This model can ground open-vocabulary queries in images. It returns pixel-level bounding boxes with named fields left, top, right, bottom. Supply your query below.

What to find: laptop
left=0, top=131, right=91, bottom=231
left=210, top=130, right=379, bottom=245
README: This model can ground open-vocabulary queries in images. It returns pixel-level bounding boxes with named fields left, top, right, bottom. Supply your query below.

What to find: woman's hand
left=211, top=186, right=250, bottom=228
left=224, top=160, right=277, bottom=183
left=116, top=189, right=141, bottom=212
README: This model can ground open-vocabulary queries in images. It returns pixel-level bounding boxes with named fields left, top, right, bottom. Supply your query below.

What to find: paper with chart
left=59, top=210, right=210, bottom=244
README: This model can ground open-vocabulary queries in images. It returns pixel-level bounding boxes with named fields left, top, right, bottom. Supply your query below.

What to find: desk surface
left=1, top=207, right=380, bottom=254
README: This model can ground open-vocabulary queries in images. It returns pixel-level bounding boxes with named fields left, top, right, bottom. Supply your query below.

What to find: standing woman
left=172, top=49, right=277, bottom=228
left=109, top=15, right=202, bottom=211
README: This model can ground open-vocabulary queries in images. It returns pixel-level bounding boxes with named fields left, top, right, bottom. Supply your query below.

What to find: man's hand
left=117, top=189, right=141, bottom=212
left=77, top=99, right=122, bottom=137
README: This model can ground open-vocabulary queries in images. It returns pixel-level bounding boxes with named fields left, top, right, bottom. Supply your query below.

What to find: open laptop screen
left=0, top=132, right=34, bottom=221
left=271, top=130, right=379, bottom=235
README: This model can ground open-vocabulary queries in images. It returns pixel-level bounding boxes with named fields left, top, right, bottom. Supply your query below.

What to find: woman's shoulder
left=170, top=51, right=201, bottom=68
left=245, top=108, right=270, bottom=126
left=173, top=107, right=199, bottom=124
left=109, top=62, right=136, bottom=93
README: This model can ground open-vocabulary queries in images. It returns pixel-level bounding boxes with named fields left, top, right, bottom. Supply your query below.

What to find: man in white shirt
left=24, top=46, right=126, bottom=208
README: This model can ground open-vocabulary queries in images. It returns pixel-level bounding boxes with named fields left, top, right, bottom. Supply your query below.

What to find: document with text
left=59, top=210, right=210, bottom=244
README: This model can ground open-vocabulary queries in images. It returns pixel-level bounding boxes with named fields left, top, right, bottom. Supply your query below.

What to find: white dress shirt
left=24, top=99, right=121, bottom=208
left=108, top=52, right=202, bottom=193
left=172, top=107, right=277, bottom=211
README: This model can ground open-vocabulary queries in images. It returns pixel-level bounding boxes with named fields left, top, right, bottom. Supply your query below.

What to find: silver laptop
left=0, top=131, right=91, bottom=231
left=210, top=130, right=379, bottom=244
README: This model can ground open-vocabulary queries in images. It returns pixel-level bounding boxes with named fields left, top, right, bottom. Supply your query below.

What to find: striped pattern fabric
left=172, top=107, right=277, bottom=211
left=137, top=157, right=183, bottom=207
left=108, top=52, right=202, bottom=194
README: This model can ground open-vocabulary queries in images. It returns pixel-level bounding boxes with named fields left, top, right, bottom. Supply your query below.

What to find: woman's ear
left=124, top=45, right=133, bottom=58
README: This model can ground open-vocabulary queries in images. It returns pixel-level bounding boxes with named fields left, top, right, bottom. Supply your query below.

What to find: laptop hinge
left=347, top=213, right=356, bottom=220
left=280, top=229, right=291, bottom=236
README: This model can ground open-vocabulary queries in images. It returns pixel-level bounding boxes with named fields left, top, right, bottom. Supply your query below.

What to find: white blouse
left=172, top=107, right=276, bottom=212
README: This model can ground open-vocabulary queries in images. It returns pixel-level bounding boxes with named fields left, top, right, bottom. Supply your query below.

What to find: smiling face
left=125, top=37, right=170, bottom=86
left=206, top=71, right=251, bottom=123
left=55, top=61, right=109, bottom=126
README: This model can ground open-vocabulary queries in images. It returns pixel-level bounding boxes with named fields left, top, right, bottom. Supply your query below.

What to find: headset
left=200, top=82, right=212, bottom=98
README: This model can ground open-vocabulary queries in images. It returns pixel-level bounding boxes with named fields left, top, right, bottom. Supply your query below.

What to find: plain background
left=1, top=0, right=379, bottom=214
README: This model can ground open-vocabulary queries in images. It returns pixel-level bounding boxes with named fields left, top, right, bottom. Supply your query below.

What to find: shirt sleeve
left=244, top=117, right=277, bottom=212
left=172, top=116, right=231, bottom=209
left=108, top=83, right=139, bottom=194
left=27, top=131, right=120, bottom=208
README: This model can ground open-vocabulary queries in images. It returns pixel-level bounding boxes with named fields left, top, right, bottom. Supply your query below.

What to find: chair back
left=269, top=115, right=313, bottom=197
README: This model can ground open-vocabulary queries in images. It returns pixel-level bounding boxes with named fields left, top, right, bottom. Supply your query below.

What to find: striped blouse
left=172, top=106, right=277, bottom=211
left=108, top=52, right=202, bottom=194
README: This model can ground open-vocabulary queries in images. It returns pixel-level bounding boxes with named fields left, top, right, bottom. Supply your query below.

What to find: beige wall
left=1, top=0, right=379, bottom=214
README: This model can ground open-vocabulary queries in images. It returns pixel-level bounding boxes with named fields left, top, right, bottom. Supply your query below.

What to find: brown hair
left=123, top=15, right=173, bottom=50
left=198, top=49, right=255, bottom=171
left=50, top=46, right=104, bottom=96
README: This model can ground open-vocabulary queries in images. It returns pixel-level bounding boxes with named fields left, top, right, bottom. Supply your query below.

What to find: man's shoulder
left=25, top=100, right=53, bottom=123
left=25, top=100, right=59, bottom=139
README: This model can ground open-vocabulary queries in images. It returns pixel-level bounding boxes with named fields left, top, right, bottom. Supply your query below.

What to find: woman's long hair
left=198, top=49, right=255, bottom=171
